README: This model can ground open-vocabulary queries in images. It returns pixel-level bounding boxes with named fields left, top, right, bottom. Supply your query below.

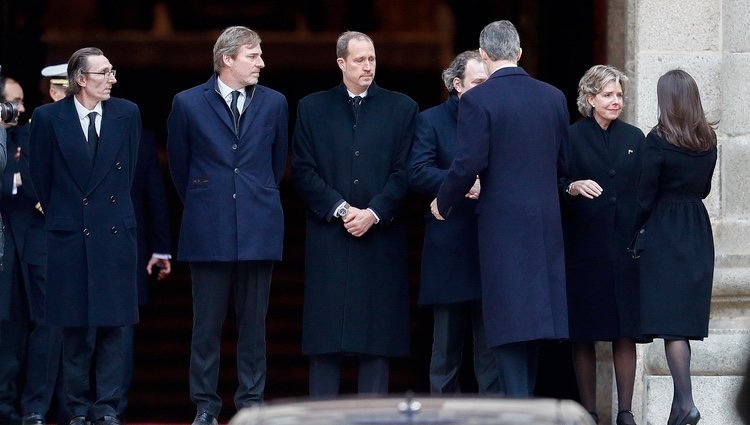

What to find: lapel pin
left=627, top=149, right=633, bottom=154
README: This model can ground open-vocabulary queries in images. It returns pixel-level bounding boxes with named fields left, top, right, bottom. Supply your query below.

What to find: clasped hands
left=430, top=177, right=481, bottom=221
left=341, top=206, right=376, bottom=237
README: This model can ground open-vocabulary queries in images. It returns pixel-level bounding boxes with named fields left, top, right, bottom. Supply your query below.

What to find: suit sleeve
left=437, top=93, right=488, bottom=217
left=28, top=109, right=53, bottom=210
left=272, top=95, right=289, bottom=186
left=633, top=132, right=663, bottom=232
left=0, top=127, right=6, bottom=195
left=367, top=100, right=418, bottom=223
left=408, top=112, right=448, bottom=196
left=166, top=94, right=190, bottom=203
left=291, top=99, right=348, bottom=221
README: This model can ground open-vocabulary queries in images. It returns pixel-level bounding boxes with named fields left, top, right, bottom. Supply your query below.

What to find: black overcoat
left=408, top=95, right=481, bottom=306
left=29, top=96, right=141, bottom=327
left=292, top=82, right=418, bottom=357
left=634, top=130, right=716, bottom=340
left=561, top=117, right=644, bottom=341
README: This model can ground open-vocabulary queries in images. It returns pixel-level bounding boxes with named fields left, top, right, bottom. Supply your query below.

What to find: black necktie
left=230, top=90, right=241, bottom=134
left=351, top=96, right=362, bottom=115
left=87, top=112, right=99, bottom=162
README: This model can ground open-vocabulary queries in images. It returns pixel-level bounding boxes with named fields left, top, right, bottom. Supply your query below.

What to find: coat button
left=83, top=228, right=90, bottom=236
left=115, top=162, right=123, bottom=170
left=82, top=198, right=89, bottom=206
left=234, top=168, right=240, bottom=174
left=111, top=226, right=118, bottom=234
left=354, top=150, right=360, bottom=157
left=609, top=169, right=616, bottom=177
left=353, top=125, right=357, bottom=130
left=232, top=193, right=237, bottom=199
left=110, top=195, right=117, bottom=203
left=232, top=144, right=238, bottom=150
left=353, top=179, right=359, bottom=185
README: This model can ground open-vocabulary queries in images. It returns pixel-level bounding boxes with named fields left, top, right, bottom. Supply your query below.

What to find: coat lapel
left=54, top=98, right=92, bottom=191
left=87, top=101, right=126, bottom=192
left=238, top=85, right=263, bottom=138
left=203, top=76, right=235, bottom=135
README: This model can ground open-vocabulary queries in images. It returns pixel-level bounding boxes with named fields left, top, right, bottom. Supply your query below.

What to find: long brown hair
left=655, top=69, right=717, bottom=151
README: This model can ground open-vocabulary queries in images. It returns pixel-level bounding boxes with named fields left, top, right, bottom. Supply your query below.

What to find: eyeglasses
left=82, top=70, right=117, bottom=79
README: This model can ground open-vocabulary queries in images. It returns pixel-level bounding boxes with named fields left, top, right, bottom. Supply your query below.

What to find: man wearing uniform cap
left=41, top=64, right=69, bottom=102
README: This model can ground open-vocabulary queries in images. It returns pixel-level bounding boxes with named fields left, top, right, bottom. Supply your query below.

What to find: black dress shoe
left=68, top=416, right=87, bottom=425
left=22, top=412, right=45, bottom=425
left=94, top=416, right=120, bottom=425
left=191, top=412, right=217, bottom=425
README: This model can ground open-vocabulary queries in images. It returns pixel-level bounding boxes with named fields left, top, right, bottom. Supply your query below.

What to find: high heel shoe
left=679, top=406, right=700, bottom=425
left=616, top=410, right=636, bottom=425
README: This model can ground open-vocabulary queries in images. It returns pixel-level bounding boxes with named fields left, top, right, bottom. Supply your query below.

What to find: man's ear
left=336, top=57, right=346, bottom=72
left=516, top=47, right=523, bottom=62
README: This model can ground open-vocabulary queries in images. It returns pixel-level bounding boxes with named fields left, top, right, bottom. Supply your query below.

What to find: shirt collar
left=346, top=89, right=368, bottom=98
left=73, top=96, right=103, bottom=120
left=216, top=76, right=246, bottom=100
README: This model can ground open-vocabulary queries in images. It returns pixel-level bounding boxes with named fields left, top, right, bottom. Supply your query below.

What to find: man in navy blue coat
left=29, top=47, right=141, bottom=425
left=167, top=26, right=287, bottom=425
left=408, top=50, right=498, bottom=394
left=433, top=21, right=570, bottom=397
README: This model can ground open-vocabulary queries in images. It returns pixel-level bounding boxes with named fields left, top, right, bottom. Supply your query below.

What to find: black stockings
left=573, top=338, right=636, bottom=419
left=664, top=339, right=694, bottom=424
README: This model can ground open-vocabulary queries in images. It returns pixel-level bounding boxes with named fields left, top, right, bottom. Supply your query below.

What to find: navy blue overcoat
left=167, top=75, right=288, bottom=262
left=408, top=95, right=481, bottom=306
left=437, top=67, right=570, bottom=347
left=29, top=96, right=141, bottom=327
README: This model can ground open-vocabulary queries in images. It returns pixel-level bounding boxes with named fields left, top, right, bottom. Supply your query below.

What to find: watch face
left=337, top=207, right=348, bottom=217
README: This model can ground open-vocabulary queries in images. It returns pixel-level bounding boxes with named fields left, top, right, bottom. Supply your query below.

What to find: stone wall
left=607, top=1, right=750, bottom=424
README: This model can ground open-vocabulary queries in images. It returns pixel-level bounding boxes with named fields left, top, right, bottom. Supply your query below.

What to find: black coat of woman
left=562, top=117, right=645, bottom=341
left=633, top=130, right=717, bottom=340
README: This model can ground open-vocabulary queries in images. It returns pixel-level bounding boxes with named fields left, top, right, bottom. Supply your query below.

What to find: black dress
left=634, top=130, right=717, bottom=340
left=561, top=117, right=645, bottom=341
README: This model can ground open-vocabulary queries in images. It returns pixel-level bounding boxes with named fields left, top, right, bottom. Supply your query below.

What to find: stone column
left=607, top=1, right=750, bottom=424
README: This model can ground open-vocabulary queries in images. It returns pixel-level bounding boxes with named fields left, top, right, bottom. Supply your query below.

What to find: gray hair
left=213, top=26, right=261, bottom=73
left=576, top=64, right=627, bottom=117
left=336, top=31, right=374, bottom=59
left=66, top=47, right=104, bottom=95
left=441, top=50, right=481, bottom=94
left=479, top=20, right=520, bottom=62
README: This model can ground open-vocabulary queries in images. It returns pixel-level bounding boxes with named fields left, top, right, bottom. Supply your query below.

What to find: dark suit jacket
left=131, top=130, right=172, bottom=305
left=292, top=82, right=417, bottom=357
left=408, top=95, right=481, bottom=306
left=167, top=74, right=288, bottom=262
left=437, top=66, right=570, bottom=347
left=29, top=95, right=141, bottom=327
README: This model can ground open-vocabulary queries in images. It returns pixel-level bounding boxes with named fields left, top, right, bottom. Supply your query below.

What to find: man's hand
left=430, top=198, right=445, bottom=221
left=343, top=206, right=376, bottom=237
left=465, top=177, right=480, bottom=199
left=146, top=256, right=172, bottom=281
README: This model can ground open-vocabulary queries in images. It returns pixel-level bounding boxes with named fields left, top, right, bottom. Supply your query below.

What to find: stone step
left=642, top=329, right=750, bottom=376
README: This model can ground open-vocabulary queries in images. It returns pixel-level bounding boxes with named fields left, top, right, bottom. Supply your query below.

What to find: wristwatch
left=565, top=182, right=574, bottom=195
left=336, top=202, right=350, bottom=218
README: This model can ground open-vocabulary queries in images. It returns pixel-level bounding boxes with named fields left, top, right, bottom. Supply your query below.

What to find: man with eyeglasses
left=29, top=47, right=141, bottom=425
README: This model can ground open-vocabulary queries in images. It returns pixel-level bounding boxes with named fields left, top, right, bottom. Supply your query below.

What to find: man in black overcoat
left=29, top=48, right=141, bottom=425
left=292, top=31, right=418, bottom=396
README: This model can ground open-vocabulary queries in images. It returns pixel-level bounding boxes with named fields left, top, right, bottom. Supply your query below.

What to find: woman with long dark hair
left=632, top=69, right=718, bottom=425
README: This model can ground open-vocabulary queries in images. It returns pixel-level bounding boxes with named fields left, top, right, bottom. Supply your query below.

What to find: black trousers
left=62, top=326, right=124, bottom=420
left=22, top=262, right=65, bottom=419
left=430, top=300, right=499, bottom=394
left=189, top=261, right=273, bottom=416
left=308, top=354, right=389, bottom=396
